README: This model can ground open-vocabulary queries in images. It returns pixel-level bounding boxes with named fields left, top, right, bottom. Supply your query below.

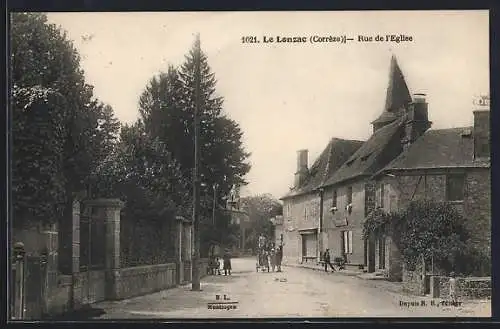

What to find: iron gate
left=79, top=205, right=105, bottom=305
left=24, top=255, right=47, bottom=319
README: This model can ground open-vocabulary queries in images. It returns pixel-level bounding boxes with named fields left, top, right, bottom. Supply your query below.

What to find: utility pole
left=212, top=184, right=218, bottom=226
left=191, top=33, right=201, bottom=291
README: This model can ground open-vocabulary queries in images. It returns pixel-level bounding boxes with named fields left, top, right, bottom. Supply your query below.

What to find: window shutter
left=343, top=231, right=348, bottom=253
left=348, top=231, right=353, bottom=254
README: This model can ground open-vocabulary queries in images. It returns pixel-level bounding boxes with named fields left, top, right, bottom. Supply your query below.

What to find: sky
left=45, top=11, right=489, bottom=200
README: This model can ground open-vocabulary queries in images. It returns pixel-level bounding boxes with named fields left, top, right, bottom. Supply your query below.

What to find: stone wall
left=199, top=258, right=209, bottom=278
left=457, top=277, right=491, bottom=299
left=403, top=269, right=425, bottom=296
left=45, top=275, right=72, bottom=316
left=116, top=263, right=177, bottom=300
left=430, top=276, right=490, bottom=300
left=73, top=271, right=106, bottom=305
left=11, top=200, right=204, bottom=319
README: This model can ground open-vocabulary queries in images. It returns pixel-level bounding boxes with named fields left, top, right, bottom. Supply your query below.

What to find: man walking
left=323, top=249, right=336, bottom=272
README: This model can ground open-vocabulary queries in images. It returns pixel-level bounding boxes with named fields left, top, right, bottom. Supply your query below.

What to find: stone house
left=280, top=55, right=416, bottom=268
left=371, top=97, right=491, bottom=280
left=280, top=139, right=364, bottom=264
left=279, top=55, right=490, bottom=281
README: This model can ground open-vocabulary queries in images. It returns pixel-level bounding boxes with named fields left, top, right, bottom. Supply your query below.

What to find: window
left=347, top=186, right=353, bottom=205
left=332, top=189, right=337, bottom=208
left=342, top=230, right=353, bottom=254
left=304, top=207, right=307, bottom=221
left=446, top=174, right=465, bottom=201
left=380, top=183, right=385, bottom=209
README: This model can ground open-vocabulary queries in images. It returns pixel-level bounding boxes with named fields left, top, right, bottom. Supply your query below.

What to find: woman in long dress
left=269, top=248, right=277, bottom=272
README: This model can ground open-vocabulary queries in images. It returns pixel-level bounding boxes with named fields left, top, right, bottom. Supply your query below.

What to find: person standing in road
left=223, top=250, right=232, bottom=276
left=276, top=244, right=283, bottom=272
left=323, top=249, right=336, bottom=272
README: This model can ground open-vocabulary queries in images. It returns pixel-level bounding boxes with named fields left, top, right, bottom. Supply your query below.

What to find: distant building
left=224, top=185, right=251, bottom=252
left=280, top=56, right=491, bottom=278
left=271, top=215, right=284, bottom=246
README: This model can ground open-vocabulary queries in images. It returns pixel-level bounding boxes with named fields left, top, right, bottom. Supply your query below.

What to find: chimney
left=473, top=95, right=490, bottom=159
left=294, top=149, right=309, bottom=187
left=401, top=93, right=432, bottom=151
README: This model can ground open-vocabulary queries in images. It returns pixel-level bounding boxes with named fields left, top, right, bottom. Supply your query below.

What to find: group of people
left=257, top=234, right=283, bottom=272
left=208, top=250, right=232, bottom=276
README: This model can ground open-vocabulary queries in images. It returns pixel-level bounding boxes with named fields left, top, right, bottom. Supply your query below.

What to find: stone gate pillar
left=184, top=219, right=193, bottom=282
left=70, top=200, right=82, bottom=309
left=84, top=198, right=124, bottom=300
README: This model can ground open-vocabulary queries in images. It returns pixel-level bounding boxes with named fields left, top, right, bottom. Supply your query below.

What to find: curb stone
left=283, top=263, right=362, bottom=277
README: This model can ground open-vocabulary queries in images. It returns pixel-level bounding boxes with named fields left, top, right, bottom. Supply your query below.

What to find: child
left=216, top=257, right=221, bottom=275
left=449, top=272, right=457, bottom=302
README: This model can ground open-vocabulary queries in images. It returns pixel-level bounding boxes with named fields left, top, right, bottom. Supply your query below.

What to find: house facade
left=280, top=56, right=490, bottom=275
left=280, top=140, right=364, bottom=264
left=372, top=97, right=491, bottom=280
left=281, top=55, right=418, bottom=268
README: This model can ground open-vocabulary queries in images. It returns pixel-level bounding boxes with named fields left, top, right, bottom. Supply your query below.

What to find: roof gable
left=379, top=127, right=490, bottom=172
left=322, top=118, right=405, bottom=187
left=281, top=138, right=364, bottom=199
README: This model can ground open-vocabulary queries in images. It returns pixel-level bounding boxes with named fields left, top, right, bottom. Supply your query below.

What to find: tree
left=93, top=121, right=192, bottom=265
left=138, top=45, right=251, bottom=213
left=12, top=86, right=68, bottom=227
left=11, top=13, right=120, bottom=228
left=398, top=200, right=470, bottom=273
left=94, top=121, right=191, bottom=218
left=137, top=40, right=251, bottom=254
left=240, top=194, right=283, bottom=249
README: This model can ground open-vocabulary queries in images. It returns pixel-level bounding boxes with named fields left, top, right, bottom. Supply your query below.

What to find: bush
left=398, top=200, right=470, bottom=272
left=364, top=200, right=485, bottom=276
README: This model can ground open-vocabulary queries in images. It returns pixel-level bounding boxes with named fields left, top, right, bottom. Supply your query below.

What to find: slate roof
left=375, top=127, right=490, bottom=174
left=322, top=118, right=405, bottom=187
left=281, top=138, right=364, bottom=200
left=371, top=56, right=413, bottom=125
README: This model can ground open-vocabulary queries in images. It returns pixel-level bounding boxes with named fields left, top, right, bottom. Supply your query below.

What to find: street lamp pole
left=191, top=33, right=202, bottom=291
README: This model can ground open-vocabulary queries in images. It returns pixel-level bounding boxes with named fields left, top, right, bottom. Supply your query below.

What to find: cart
left=256, top=248, right=270, bottom=272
